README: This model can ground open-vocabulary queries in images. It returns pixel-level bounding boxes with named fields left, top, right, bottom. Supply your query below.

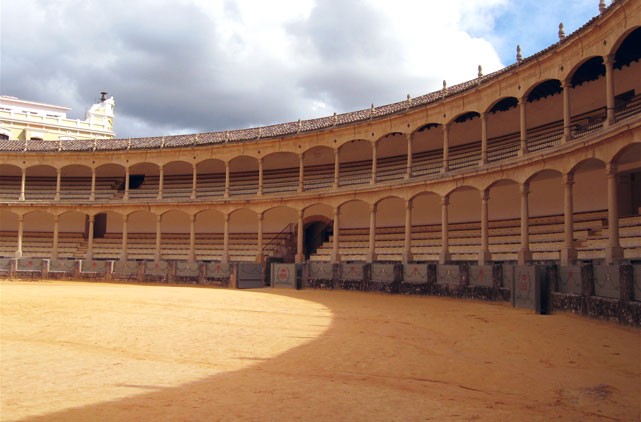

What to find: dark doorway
left=304, top=221, right=331, bottom=259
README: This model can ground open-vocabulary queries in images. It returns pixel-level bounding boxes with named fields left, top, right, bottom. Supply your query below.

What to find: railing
left=262, top=223, right=294, bottom=255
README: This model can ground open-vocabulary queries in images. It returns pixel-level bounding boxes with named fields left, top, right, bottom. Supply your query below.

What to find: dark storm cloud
left=1, top=0, right=307, bottom=137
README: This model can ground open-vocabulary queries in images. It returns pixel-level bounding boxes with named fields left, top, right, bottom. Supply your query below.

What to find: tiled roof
left=0, top=3, right=614, bottom=153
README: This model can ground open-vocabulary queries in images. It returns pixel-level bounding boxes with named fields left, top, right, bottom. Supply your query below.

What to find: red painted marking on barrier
left=277, top=267, right=289, bottom=282
left=519, top=274, right=529, bottom=293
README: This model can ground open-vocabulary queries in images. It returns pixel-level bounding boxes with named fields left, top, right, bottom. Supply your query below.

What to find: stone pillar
left=19, top=167, right=26, bottom=201
left=90, top=167, right=96, bottom=201
left=562, top=80, right=572, bottom=143
left=55, top=168, right=61, bottom=201
left=191, top=163, right=197, bottom=199
left=479, top=189, right=491, bottom=264
left=405, top=133, right=413, bottom=179
left=333, top=148, right=340, bottom=189
left=256, top=212, right=263, bottom=263
left=561, top=173, right=577, bottom=265
left=518, top=182, right=532, bottom=264
left=224, top=162, right=230, bottom=198
left=480, top=112, right=488, bottom=165
left=442, top=124, right=450, bottom=172
left=296, top=209, right=305, bottom=263
left=87, top=215, right=95, bottom=260
left=402, top=200, right=413, bottom=263
left=606, top=163, right=623, bottom=263
left=439, top=196, right=451, bottom=264
left=367, top=203, right=377, bottom=262
left=222, top=213, right=230, bottom=263
left=257, top=159, right=263, bottom=196
left=298, top=154, right=304, bottom=193
left=155, top=214, right=162, bottom=262
left=121, top=215, right=128, bottom=261
left=123, top=167, right=130, bottom=200
left=16, top=215, right=23, bottom=258
left=604, top=54, right=615, bottom=127
left=188, top=214, right=196, bottom=262
left=157, top=166, right=164, bottom=200
left=331, top=207, right=341, bottom=263
left=52, top=215, right=60, bottom=260
left=519, top=97, right=528, bottom=156
left=370, top=142, right=377, bottom=184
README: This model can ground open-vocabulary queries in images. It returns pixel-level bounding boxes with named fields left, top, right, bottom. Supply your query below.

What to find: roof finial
left=333, top=112, right=338, bottom=126
left=370, top=103, right=375, bottom=119
left=406, top=94, right=412, bottom=110
left=442, top=80, right=448, bottom=98
left=478, top=65, right=483, bottom=79
left=599, top=0, right=606, bottom=15
left=558, top=22, right=565, bottom=41
left=516, top=45, right=523, bottom=64
left=297, top=118, right=302, bottom=133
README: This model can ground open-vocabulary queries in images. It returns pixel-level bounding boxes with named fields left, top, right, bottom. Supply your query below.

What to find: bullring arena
left=1, top=1, right=641, bottom=421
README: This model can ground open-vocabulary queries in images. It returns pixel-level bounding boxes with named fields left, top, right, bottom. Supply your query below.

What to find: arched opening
left=228, top=156, right=259, bottom=197
left=411, top=123, right=443, bottom=176
left=163, top=161, right=193, bottom=200
left=229, top=208, right=258, bottom=261
left=339, top=140, right=372, bottom=187
left=568, top=57, right=607, bottom=139
left=525, top=79, right=563, bottom=151
left=338, top=200, right=370, bottom=261
left=449, top=112, right=481, bottom=170
left=486, top=179, right=520, bottom=262
left=262, top=152, right=299, bottom=195
left=302, top=204, right=334, bottom=261
left=23, top=211, right=54, bottom=258
left=612, top=27, right=641, bottom=123
left=302, top=146, right=334, bottom=191
left=486, top=97, right=519, bottom=162
left=160, top=210, right=191, bottom=260
left=0, top=210, right=19, bottom=257
left=0, top=164, right=22, bottom=200
left=95, top=163, right=125, bottom=201
left=126, top=162, right=160, bottom=200
left=409, top=192, right=440, bottom=262
left=194, top=209, right=225, bottom=261
left=376, top=132, right=406, bottom=182
left=60, top=164, right=92, bottom=201
left=25, top=164, right=57, bottom=201
left=448, top=186, right=481, bottom=261
left=196, top=159, right=225, bottom=198
left=374, top=196, right=405, bottom=261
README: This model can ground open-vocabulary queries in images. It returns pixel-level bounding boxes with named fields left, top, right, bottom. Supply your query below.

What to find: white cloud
left=0, top=0, right=596, bottom=138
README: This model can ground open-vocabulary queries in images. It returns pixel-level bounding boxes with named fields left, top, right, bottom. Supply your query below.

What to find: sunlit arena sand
left=1, top=280, right=639, bottom=421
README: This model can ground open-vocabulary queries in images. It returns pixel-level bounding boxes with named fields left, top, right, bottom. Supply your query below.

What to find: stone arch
left=196, top=158, right=225, bottom=199
left=25, top=164, right=57, bottom=201
left=0, top=164, right=22, bottom=200
left=262, top=152, right=299, bottom=195
left=375, top=132, right=407, bottom=182
left=301, top=203, right=334, bottom=260
left=302, top=146, right=334, bottom=191
left=410, top=123, right=443, bottom=177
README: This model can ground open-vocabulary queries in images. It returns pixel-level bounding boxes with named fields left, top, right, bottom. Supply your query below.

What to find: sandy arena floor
left=0, top=280, right=639, bottom=421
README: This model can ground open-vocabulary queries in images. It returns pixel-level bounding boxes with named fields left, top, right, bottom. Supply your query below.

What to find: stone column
left=123, top=167, right=130, bottom=200
left=480, top=112, right=488, bottom=165
left=479, top=189, right=491, bottom=264
left=189, top=214, right=196, bottom=262
left=296, top=209, right=305, bottom=263
left=52, top=215, right=60, bottom=260
left=561, top=173, right=577, bottom=265
left=367, top=203, right=377, bottom=262
left=442, top=124, right=450, bottom=172
left=606, top=163, right=623, bottom=263
left=256, top=212, right=263, bottom=263
left=55, top=168, right=61, bottom=201
left=518, top=182, right=532, bottom=264
left=604, top=54, right=615, bottom=127
left=155, top=214, right=162, bottom=262
left=87, top=215, right=95, bottom=260
left=16, top=215, right=23, bottom=258
left=121, top=215, right=128, bottom=261
left=90, top=167, right=96, bottom=201
left=519, top=97, right=528, bottom=156
left=191, top=163, right=197, bottom=199
left=157, top=165, right=164, bottom=200
left=370, top=142, right=377, bottom=184
left=19, top=167, right=26, bottom=201
left=333, top=148, right=340, bottom=189
left=298, top=154, right=304, bottom=193
left=331, top=207, right=341, bottom=263
left=405, top=133, right=413, bottom=179
left=257, top=159, right=264, bottom=196
left=562, top=80, right=572, bottom=143
left=402, top=200, right=413, bottom=263
left=224, top=162, right=230, bottom=198
left=439, top=196, right=451, bottom=264
left=222, top=213, right=230, bottom=263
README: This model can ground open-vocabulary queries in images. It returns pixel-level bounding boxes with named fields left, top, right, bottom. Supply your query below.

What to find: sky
left=1, top=0, right=600, bottom=139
